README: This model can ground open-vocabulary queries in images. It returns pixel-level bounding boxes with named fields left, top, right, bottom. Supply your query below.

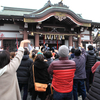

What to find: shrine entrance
left=39, top=35, right=65, bottom=50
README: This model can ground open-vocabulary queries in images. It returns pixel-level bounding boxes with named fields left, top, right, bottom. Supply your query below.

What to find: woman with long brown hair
left=32, top=53, right=50, bottom=100
left=0, top=40, right=30, bottom=100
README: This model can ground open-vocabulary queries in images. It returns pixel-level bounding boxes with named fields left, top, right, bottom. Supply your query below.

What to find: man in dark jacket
left=85, top=45, right=99, bottom=92
left=48, top=45, right=76, bottom=100
left=44, top=51, right=53, bottom=66
left=17, top=48, right=33, bottom=100
left=73, top=44, right=86, bottom=100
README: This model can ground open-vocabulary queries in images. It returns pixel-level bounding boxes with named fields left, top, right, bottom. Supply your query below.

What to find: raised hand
left=20, top=40, right=31, bottom=48
left=79, top=43, right=84, bottom=48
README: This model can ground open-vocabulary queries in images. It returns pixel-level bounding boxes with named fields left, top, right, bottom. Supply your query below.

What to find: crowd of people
left=0, top=40, right=100, bottom=100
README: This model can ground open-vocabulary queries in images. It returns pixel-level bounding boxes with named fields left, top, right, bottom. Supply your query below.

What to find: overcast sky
left=0, top=0, right=100, bottom=22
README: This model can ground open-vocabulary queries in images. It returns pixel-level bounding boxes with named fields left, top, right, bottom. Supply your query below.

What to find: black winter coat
left=46, top=58, right=53, bottom=66
left=46, top=58, right=53, bottom=82
left=34, top=60, right=50, bottom=84
left=28, top=59, right=51, bottom=94
left=17, top=55, right=33, bottom=84
left=86, top=50, right=96, bottom=69
left=85, top=65, right=100, bottom=100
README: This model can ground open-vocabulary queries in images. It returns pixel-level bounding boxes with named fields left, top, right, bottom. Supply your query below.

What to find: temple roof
left=24, top=6, right=92, bottom=23
left=24, top=0, right=92, bottom=26
left=0, top=0, right=100, bottom=28
left=0, top=0, right=91, bottom=24
left=0, top=6, right=36, bottom=16
left=31, top=0, right=69, bottom=14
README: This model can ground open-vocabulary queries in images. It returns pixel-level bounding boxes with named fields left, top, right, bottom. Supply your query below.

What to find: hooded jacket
left=46, top=58, right=53, bottom=66
left=86, top=50, right=96, bottom=69
left=0, top=47, right=24, bottom=100
left=73, top=55, right=86, bottom=79
left=17, top=55, right=33, bottom=84
left=34, top=60, right=50, bottom=84
left=73, top=48, right=86, bottom=79
left=46, top=58, right=53, bottom=82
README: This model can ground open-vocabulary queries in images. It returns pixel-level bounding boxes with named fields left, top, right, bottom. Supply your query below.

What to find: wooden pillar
left=35, top=34, right=39, bottom=50
left=78, top=34, right=81, bottom=46
left=23, top=30, right=28, bottom=47
left=90, top=31, right=93, bottom=44
left=69, top=36, right=72, bottom=50
left=1, top=40, right=3, bottom=47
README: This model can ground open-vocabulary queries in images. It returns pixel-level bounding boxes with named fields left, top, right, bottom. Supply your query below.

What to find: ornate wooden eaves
left=24, top=18, right=35, bottom=23
left=24, top=12, right=91, bottom=27
left=24, top=6, right=92, bottom=27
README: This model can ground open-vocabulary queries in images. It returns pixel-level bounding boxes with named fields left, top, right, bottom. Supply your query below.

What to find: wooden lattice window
left=3, top=39, right=21, bottom=52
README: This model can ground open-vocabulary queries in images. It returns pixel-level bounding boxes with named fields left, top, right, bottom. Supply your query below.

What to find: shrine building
left=0, top=0, right=100, bottom=51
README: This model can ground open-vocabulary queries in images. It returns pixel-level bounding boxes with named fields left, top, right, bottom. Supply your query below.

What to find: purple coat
left=73, top=48, right=86, bottom=79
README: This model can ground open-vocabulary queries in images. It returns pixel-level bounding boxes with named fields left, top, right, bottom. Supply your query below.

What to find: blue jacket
left=73, top=48, right=86, bottom=79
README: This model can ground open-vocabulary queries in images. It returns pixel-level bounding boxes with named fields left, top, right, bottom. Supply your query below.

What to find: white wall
left=73, top=42, right=75, bottom=48
left=1, top=32, right=23, bottom=38
left=65, top=40, right=69, bottom=47
left=0, top=24, right=21, bottom=31
left=0, top=24, right=23, bottom=38
left=29, top=39, right=34, bottom=46
left=81, top=30, right=90, bottom=40
left=81, top=30, right=89, bottom=34
left=81, top=35, right=90, bottom=40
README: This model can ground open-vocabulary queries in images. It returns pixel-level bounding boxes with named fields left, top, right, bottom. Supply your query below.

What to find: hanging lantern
left=62, top=35, right=65, bottom=39
left=78, top=35, right=80, bottom=38
left=54, top=35, right=56, bottom=40
left=45, top=35, right=47, bottom=39
left=31, top=32, right=34, bottom=36
left=58, top=35, right=60, bottom=40
left=49, top=34, right=51, bottom=39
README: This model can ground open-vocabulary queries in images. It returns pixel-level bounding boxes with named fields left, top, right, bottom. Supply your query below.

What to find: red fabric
left=52, top=69, right=76, bottom=93
left=91, top=61, right=100, bottom=73
left=52, top=52, right=55, bottom=57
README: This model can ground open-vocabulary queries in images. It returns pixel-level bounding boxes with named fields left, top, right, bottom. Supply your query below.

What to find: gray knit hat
left=58, top=45, right=69, bottom=57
